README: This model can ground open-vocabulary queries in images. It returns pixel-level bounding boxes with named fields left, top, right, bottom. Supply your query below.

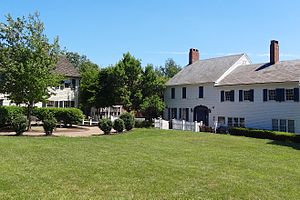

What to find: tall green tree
left=64, top=51, right=89, bottom=69
left=79, top=61, right=100, bottom=115
left=0, top=13, right=61, bottom=131
left=158, top=58, right=181, bottom=78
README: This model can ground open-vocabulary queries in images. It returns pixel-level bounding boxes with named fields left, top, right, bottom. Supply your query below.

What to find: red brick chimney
left=270, top=40, right=279, bottom=64
left=189, top=48, right=199, bottom=65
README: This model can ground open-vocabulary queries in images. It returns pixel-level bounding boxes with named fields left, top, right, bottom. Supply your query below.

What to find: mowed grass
left=0, top=129, right=300, bottom=199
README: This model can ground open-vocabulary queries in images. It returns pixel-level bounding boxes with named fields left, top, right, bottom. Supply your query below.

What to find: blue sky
left=1, top=0, right=300, bottom=67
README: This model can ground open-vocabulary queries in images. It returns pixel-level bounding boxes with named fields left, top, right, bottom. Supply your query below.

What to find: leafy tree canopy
left=157, top=58, right=181, bottom=78
left=0, top=12, right=61, bottom=130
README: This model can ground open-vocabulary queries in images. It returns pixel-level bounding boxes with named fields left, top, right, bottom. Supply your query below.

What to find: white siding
left=164, top=82, right=300, bottom=134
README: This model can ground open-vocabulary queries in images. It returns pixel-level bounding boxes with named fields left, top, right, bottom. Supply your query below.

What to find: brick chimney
left=270, top=40, right=279, bottom=64
left=189, top=48, right=199, bottom=65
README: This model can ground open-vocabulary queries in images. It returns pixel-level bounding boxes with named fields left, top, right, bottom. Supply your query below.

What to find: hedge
left=120, top=112, right=135, bottom=131
left=229, top=127, right=300, bottom=143
left=99, top=118, right=113, bottom=134
left=0, top=106, right=25, bottom=127
left=32, top=107, right=84, bottom=127
left=0, top=106, right=83, bottom=128
left=135, top=120, right=153, bottom=128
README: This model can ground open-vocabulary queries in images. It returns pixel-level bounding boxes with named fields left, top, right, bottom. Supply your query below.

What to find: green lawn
left=0, top=129, right=299, bottom=199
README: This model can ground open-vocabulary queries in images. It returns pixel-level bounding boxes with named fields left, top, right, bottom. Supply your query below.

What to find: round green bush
left=120, top=112, right=135, bottom=131
left=43, top=115, right=57, bottom=136
left=113, top=118, right=125, bottom=133
left=98, top=118, right=112, bottom=134
left=11, top=115, right=28, bottom=136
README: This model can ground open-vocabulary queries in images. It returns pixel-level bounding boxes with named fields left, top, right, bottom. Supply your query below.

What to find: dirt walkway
left=0, top=126, right=103, bottom=137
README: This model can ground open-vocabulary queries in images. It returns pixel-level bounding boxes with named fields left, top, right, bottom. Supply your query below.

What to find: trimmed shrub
left=43, top=114, right=57, bottom=136
left=99, top=118, right=112, bottom=134
left=32, top=107, right=84, bottom=127
left=229, top=127, right=300, bottom=143
left=0, top=106, right=25, bottom=127
left=113, top=118, right=125, bottom=133
left=135, top=120, right=153, bottom=128
left=120, top=112, right=135, bottom=131
left=11, top=114, right=28, bottom=136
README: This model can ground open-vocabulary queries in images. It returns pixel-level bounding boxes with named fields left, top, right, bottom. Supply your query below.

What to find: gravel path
left=0, top=126, right=103, bottom=137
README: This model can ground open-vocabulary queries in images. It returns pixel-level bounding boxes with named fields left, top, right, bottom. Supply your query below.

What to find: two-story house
left=0, top=56, right=81, bottom=108
left=164, top=40, right=300, bottom=133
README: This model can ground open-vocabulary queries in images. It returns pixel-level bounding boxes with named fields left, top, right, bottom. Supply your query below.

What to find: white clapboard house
left=164, top=40, right=300, bottom=133
left=0, top=57, right=80, bottom=108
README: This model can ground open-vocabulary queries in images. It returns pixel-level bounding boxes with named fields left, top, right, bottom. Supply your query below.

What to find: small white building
left=164, top=40, right=300, bottom=133
left=0, top=57, right=81, bottom=108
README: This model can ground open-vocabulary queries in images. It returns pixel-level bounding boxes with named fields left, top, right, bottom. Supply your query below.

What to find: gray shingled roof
left=54, top=56, right=80, bottom=78
left=216, top=60, right=300, bottom=86
left=166, top=54, right=244, bottom=86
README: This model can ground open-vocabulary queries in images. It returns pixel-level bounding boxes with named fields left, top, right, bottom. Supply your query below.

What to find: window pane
left=225, top=91, right=231, bottom=101
left=272, top=119, right=279, bottom=131
left=288, top=120, right=295, bottom=133
left=286, top=89, right=294, bottom=101
left=240, top=118, right=245, bottom=127
left=218, top=116, right=225, bottom=125
left=182, top=87, right=186, bottom=99
left=234, top=118, right=239, bottom=127
left=269, top=90, right=276, bottom=100
left=228, top=117, right=233, bottom=127
left=279, top=119, right=286, bottom=132
left=244, top=91, right=250, bottom=101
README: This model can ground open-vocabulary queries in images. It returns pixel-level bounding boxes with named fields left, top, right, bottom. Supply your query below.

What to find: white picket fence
left=154, top=118, right=169, bottom=130
left=171, top=119, right=201, bottom=132
left=154, top=118, right=201, bottom=132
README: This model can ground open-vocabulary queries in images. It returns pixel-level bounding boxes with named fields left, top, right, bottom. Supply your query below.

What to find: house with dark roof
left=164, top=40, right=300, bottom=134
left=0, top=56, right=81, bottom=108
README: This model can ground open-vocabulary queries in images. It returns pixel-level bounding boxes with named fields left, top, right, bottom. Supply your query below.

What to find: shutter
left=199, top=86, right=203, bottom=98
left=263, top=89, right=268, bottom=102
left=276, top=88, right=285, bottom=102
left=221, top=91, right=224, bottom=102
left=239, top=90, right=243, bottom=102
left=230, top=90, right=235, bottom=102
left=250, top=89, right=254, bottom=102
left=294, top=88, right=299, bottom=102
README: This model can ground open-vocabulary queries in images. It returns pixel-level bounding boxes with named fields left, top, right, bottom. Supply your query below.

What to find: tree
left=64, top=51, right=89, bottom=69
left=158, top=58, right=181, bottom=78
left=140, top=95, right=165, bottom=120
left=78, top=61, right=100, bottom=115
left=0, top=13, right=61, bottom=130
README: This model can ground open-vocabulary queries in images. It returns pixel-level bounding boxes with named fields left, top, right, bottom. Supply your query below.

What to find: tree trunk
left=27, top=101, right=34, bottom=131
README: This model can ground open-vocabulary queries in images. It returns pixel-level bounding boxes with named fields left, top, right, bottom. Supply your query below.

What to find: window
left=42, top=102, right=46, bottom=107
left=171, top=88, right=175, bottom=99
left=269, top=90, right=276, bottom=100
left=225, top=91, right=231, bottom=101
left=171, top=108, right=177, bottom=119
left=64, top=80, right=71, bottom=88
left=182, top=87, right=186, bottom=99
left=47, top=101, right=54, bottom=107
left=288, top=120, right=295, bottom=133
left=240, top=118, right=245, bottom=127
left=199, top=86, right=203, bottom=98
left=71, top=101, right=75, bottom=107
left=272, top=119, right=279, bottom=131
left=71, top=79, right=76, bottom=90
left=228, top=117, right=233, bottom=127
left=218, top=116, right=225, bottom=125
left=55, top=101, right=59, bottom=107
left=234, top=118, right=239, bottom=127
left=59, top=101, right=63, bottom=108
left=280, top=119, right=287, bottom=132
left=180, top=108, right=189, bottom=121
left=286, top=89, right=294, bottom=101
left=244, top=90, right=251, bottom=101
left=0, top=99, right=3, bottom=106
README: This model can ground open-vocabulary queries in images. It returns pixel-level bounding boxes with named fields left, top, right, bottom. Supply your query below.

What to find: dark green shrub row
left=120, top=112, right=135, bottom=131
left=0, top=106, right=83, bottom=128
left=229, top=127, right=300, bottom=143
left=32, top=107, right=84, bottom=127
left=0, top=106, right=25, bottom=127
left=135, top=120, right=153, bottom=128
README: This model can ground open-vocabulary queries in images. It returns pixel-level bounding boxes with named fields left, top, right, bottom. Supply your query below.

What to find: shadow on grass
left=267, top=140, right=300, bottom=150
